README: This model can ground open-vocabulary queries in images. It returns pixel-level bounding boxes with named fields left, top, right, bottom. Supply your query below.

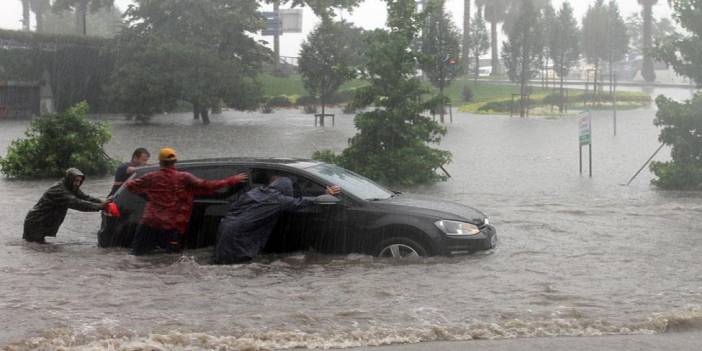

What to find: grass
left=259, top=73, right=368, bottom=99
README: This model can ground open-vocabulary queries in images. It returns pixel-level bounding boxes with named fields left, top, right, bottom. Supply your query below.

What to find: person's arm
left=188, top=172, right=248, bottom=195
left=125, top=174, right=150, bottom=194
left=75, top=188, right=103, bottom=203
left=52, top=189, right=104, bottom=212
left=278, top=185, right=341, bottom=211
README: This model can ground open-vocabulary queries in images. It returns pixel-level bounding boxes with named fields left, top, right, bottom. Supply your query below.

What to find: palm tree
left=475, top=0, right=511, bottom=76
left=20, top=0, right=30, bottom=31
left=639, top=0, right=657, bottom=82
left=30, top=0, right=51, bottom=33
left=462, top=0, right=471, bottom=75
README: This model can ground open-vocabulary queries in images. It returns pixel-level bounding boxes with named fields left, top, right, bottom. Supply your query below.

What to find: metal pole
left=626, top=143, right=665, bottom=186
left=273, top=1, right=280, bottom=72
left=579, top=145, right=583, bottom=175
left=589, top=143, right=592, bottom=178
left=613, top=73, right=617, bottom=136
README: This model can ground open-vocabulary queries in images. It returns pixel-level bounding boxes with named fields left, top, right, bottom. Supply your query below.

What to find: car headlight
left=435, top=220, right=481, bottom=236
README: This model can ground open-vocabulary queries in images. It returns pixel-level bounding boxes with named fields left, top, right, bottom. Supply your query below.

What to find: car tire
left=375, top=237, right=428, bottom=258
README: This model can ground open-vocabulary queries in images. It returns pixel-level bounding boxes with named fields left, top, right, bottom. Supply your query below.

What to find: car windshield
left=306, top=164, right=394, bottom=200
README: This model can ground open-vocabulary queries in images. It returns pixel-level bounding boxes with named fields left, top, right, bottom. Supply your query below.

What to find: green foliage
left=267, top=95, right=293, bottom=108
left=420, top=0, right=462, bottom=94
left=0, top=102, right=114, bottom=179
left=468, top=9, right=490, bottom=79
left=549, top=2, right=580, bottom=83
left=109, top=0, right=267, bottom=124
left=0, top=29, right=114, bottom=112
left=657, top=0, right=702, bottom=86
left=650, top=96, right=702, bottom=189
left=298, top=19, right=364, bottom=117
left=315, top=0, right=451, bottom=186
left=296, top=95, right=318, bottom=106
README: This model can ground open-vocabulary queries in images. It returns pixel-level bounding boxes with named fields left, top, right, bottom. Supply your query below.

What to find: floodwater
left=2, top=88, right=702, bottom=350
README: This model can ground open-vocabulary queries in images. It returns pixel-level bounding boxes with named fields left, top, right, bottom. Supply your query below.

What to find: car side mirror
left=314, top=194, right=340, bottom=205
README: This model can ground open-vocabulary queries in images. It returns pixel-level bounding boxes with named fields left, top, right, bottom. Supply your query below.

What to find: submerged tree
left=298, top=19, right=363, bottom=126
left=549, top=1, right=580, bottom=112
left=313, top=0, right=451, bottom=186
left=420, top=0, right=462, bottom=123
left=650, top=0, right=702, bottom=189
left=110, top=0, right=267, bottom=124
left=502, top=0, right=542, bottom=117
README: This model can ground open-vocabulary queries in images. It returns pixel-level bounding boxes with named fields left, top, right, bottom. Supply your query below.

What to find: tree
left=649, top=0, right=702, bottom=189
left=41, top=5, right=123, bottom=37
left=420, top=0, right=462, bottom=123
left=29, top=0, right=51, bottom=33
left=549, top=1, right=580, bottom=112
left=539, top=1, right=556, bottom=88
left=468, top=8, right=490, bottom=84
left=0, top=102, right=114, bottom=179
left=313, top=0, right=451, bottom=186
left=604, top=1, right=629, bottom=96
left=462, top=0, right=471, bottom=75
left=110, top=0, right=267, bottom=124
left=52, top=0, right=114, bottom=35
left=582, top=0, right=609, bottom=97
left=475, top=0, right=512, bottom=76
left=21, top=0, right=31, bottom=31
left=639, top=0, right=658, bottom=82
left=298, top=19, right=363, bottom=126
left=501, top=0, right=542, bottom=117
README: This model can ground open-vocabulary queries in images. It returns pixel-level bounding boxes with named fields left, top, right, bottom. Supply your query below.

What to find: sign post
left=578, top=111, right=592, bottom=177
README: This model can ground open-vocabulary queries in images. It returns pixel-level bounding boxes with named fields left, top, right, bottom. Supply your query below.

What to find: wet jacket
left=214, top=177, right=319, bottom=264
left=125, top=166, right=241, bottom=235
left=23, top=168, right=103, bottom=241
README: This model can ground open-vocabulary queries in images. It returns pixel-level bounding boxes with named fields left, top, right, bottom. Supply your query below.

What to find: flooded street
left=2, top=88, right=702, bottom=350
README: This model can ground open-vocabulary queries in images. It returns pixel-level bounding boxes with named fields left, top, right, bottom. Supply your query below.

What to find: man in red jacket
left=125, top=147, right=247, bottom=255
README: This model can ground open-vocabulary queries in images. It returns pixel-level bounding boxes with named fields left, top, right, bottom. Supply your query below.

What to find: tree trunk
left=193, top=101, right=200, bottom=120
left=594, top=60, right=599, bottom=106
left=439, top=84, right=445, bottom=123
left=490, top=20, right=498, bottom=76
left=462, top=0, right=471, bottom=75
left=320, top=95, right=326, bottom=127
left=21, top=0, right=30, bottom=31
left=474, top=53, right=479, bottom=85
left=641, top=3, right=656, bottom=82
left=75, top=0, right=88, bottom=35
left=34, top=9, right=44, bottom=32
left=559, top=54, right=565, bottom=113
left=201, top=106, right=210, bottom=125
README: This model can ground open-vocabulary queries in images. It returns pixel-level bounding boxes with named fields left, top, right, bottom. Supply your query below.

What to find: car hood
left=372, top=194, right=487, bottom=224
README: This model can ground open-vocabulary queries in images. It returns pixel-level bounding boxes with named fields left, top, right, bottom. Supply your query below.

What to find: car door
left=184, top=165, right=249, bottom=249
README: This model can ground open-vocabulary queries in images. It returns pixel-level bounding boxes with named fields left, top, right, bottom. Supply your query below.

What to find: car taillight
left=104, top=202, right=121, bottom=218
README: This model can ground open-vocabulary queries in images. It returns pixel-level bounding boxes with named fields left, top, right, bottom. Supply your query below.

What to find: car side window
left=185, top=166, right=249, bottom=200
left=297, top=178, right=326, bottom=197
left=249, top=169, right=325, bottom=197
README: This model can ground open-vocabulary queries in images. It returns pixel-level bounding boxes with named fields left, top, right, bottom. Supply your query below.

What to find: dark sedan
left=98, top=158, right=497, bottom=257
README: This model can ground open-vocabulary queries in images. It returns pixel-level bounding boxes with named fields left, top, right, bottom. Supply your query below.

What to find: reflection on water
left=2, top=91, right=702, bottom=349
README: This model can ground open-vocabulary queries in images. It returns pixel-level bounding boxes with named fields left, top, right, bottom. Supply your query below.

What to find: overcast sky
left=1, top=0, right=674, bottom=57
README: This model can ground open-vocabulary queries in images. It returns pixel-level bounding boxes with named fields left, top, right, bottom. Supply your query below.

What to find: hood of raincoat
left=63, top=168, right=85, bottom=191
left=268, top=177, right=294, bottom=196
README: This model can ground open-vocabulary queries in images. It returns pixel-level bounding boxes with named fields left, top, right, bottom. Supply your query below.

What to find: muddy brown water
left=2, top=87, right=702, bottom=350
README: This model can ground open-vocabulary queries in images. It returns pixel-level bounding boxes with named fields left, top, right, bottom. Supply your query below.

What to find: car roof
left=138, top=157, right=323, bottom=172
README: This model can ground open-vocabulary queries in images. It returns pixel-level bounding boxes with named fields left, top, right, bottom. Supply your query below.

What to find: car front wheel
left=375, top=237, right=428, bottom=258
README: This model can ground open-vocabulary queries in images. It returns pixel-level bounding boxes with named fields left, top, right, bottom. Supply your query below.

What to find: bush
left=296, top=95, right=318, bottom=106
left=311, top=149, right=340, bottom=164
left=0, top=102, right=115, bottom=179
left=303, top=105, right=318, bottom=114
left=650, top=95, right=702, bottom=189
left=267, top=95, right=293, bottom=108
left=462, top=86, right=474, bottom=102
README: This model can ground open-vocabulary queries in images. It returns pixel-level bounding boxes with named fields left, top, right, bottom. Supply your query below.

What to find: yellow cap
left=158, top=147, right=177, bottom=162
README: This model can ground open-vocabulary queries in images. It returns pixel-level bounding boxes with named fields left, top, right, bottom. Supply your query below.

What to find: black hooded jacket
left=214, top=177, right=320, bottom=264
left=23, top=168, right=103, bottom=241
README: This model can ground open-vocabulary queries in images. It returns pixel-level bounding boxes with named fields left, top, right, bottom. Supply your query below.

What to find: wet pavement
left=1, top=87, right=702, bottom=350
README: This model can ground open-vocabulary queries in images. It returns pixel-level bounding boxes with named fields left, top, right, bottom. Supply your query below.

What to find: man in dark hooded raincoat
left=213, top=176, right=341, bottom=264
left=23, top=168, right=108, bottom=243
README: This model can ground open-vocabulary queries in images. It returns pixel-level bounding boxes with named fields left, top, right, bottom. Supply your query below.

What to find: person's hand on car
left=227, top=173, right=248, bottom=185
left=326, top=185, right=341, bottom=196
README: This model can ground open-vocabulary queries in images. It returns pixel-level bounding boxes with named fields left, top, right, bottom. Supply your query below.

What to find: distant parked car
left=98, top=158, right=497, bottom=258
